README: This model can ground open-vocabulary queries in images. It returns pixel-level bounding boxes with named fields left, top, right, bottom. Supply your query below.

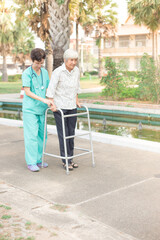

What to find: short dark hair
left=30, top=48, right=46, bottom=62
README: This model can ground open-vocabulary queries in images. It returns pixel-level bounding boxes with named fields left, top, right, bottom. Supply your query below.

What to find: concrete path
left=1, top=121, right=160, bottom=240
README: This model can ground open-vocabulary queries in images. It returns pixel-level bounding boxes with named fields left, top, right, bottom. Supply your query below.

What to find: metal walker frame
left=42, top=105, right=95, bottom=174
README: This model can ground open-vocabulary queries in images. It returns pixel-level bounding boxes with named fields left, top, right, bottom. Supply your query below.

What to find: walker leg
left=65, top=158, right=69, bottom=175
left=42, top=108, right=48, bottom=168
left=86, top=106, right=95, bottom=168
left=60, top=109, right=70, bottom=175
left=92, top=152, right=95, bottom=168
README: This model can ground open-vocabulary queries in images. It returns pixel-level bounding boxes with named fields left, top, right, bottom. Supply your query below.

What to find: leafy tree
left=15, top=0, right=71, bottom=71
left=83, top=0, right=118, bottom=78
left=138, top=53, right=160, bottom=103
left=14, top=0, right=53, bottom=77
left=70, top=0, right=93, bottom=52
left=14, top=0, right=117, bottom=73
left=0, top=1, right=16, bottom=81
left=101, top=57, right=125, bottom=100
left=12, top=21, right=35, bottom=71
left=101, top=57, right=141, bottom=100
left=127, top=0, right=160, bottom=62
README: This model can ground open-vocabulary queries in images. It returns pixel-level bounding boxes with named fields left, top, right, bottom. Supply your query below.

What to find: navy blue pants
left=54, top=108, right=77, bottom=164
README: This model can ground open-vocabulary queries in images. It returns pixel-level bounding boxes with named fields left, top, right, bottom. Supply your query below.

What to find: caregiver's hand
left=50, top=103, right=57, bottom=112
left=43, top=99, right=54, bottom=107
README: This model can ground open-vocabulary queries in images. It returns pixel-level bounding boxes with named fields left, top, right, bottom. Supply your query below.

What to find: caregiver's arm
left=24, top=87, right=53, bottom=107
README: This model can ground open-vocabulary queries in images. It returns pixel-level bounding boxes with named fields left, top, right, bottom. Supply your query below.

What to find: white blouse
left=46, top=63, right=81, bottom=109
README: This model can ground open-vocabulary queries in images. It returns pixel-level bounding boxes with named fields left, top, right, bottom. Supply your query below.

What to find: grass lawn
left=0, top=76, right=101, bottom=94
left=80, top=76, right=101, bottom=89
left=78, top=92, right=102, bottom=99
left=0, top=82, right=22, bottom=94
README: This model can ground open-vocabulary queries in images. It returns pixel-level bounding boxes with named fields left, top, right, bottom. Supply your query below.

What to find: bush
left=122, top=71, right=140, bottom=77
left=138, top=53, right=160, bottom=103
left=84, top=71, right=98, bottom=76
left=101, top=57, right=125, bottom=100
left=0, top=74, right=22, bottom=82
left=120, top=87, right=140, bottom=99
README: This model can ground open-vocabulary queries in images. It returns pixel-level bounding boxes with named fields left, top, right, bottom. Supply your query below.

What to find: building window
left=105, top=37, right=115, bottom=48
left=135, top=35, right=146, bottom=47
left=119, top=36, right=130, bottom=48
left=135, top=58, right=141, bottom=70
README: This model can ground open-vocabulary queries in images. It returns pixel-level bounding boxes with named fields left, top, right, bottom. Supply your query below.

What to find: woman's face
left=65, top=58, right=77, bottom=72
left=32, top=59, right=44, bottom=71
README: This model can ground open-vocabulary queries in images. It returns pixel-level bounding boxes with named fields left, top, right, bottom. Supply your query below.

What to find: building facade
left=102, top=17, right=159, bottom=71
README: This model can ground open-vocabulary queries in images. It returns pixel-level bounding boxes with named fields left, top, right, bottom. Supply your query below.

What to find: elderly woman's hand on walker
left=50, top=103, right=57, bottom=112
left=42, top=98, right=54, bottom=107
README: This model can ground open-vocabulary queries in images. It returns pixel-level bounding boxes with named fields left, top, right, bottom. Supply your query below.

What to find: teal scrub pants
left=23, top=112, right=47, bottom=165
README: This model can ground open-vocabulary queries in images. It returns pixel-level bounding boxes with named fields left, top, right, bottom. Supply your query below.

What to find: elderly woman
left=46, top=49, right=81, bottom=171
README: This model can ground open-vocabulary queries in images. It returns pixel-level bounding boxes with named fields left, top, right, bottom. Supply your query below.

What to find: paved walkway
left=1, top=120, right=160, bottom=240
left=1, top=92, right=160, bottom=239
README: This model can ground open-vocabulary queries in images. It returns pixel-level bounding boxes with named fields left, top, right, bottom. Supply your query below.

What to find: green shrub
left=0, top=74, right=21, bottom=82
left=122, top=71, right=140, bottom=77
left=101, top=57, right=125, bottom=100
left=84, top=71, right=98, bottom=76
left=120, top=87, right=140, bottom=99
left=138, top=53, right=160, bottom=103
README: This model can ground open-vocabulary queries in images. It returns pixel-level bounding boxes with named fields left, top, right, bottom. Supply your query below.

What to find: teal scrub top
left=22, top=66, right=50, bottom=115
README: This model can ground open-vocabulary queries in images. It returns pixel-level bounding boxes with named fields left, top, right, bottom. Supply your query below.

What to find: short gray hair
left=63, top=49, right=78, bottom=60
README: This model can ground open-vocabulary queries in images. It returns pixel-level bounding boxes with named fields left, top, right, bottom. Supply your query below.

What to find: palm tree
left=15, top=0, right=53, bottom=77
left=70, top=0, right=91, bottom=52
left=15, top=0, right=116, bottom=73
left=0, top=1, right=16, bottom=82
left=12, top=21, right=35, bottom=71
left=83, top=0, right=118, bottom=78
left=16, top=0, right=70, bottom=71
left=128, top=0, right=160, bottom=63
left=48, top=0, right=71, bottom=69
left=48, top=0, right=111, bottom=69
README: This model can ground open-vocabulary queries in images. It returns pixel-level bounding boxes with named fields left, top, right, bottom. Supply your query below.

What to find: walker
left=42, top=105, right=95, bottom=174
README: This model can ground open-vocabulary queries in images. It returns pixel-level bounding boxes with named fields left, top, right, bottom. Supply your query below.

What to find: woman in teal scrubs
left=22, top=48, right=53, bottom=172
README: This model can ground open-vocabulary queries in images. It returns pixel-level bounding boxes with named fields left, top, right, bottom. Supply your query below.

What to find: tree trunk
left=76, top=21, right=79, bottom=52
left=152, top=31, right=159, bottom=65
left=80, top=43, right=84, bottom=77
left=21, top=62, right=26, bottom=72
left=152, top=31, right=154, bottom=60
left=48, top=0, right=70, bottom=70
left=2, top=50, right=8, bottom=82
left=155, top=31, right=158, bottom=64
left=98, top=38, right=103, bottom=78
left=52, top=48, right=64, bottom=71
left=76, top=21, right=79, bottom=67
left=45, top=39, right=53, bottom=79
left=152, top=31, right=158, bottom=63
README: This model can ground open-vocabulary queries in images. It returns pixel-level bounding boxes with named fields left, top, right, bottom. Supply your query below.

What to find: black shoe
left=70, top=161, right=78, bottom=168
left=63, top=163, right=74, bottom=171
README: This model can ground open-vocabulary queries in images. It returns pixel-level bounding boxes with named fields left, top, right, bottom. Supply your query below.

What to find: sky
left=114, top=0, right=128, bottom=24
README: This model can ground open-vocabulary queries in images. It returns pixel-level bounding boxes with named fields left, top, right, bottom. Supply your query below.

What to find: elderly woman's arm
left=46, top=70, right=59, bottom=111
left=76, top=94, right=81, bottom=108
